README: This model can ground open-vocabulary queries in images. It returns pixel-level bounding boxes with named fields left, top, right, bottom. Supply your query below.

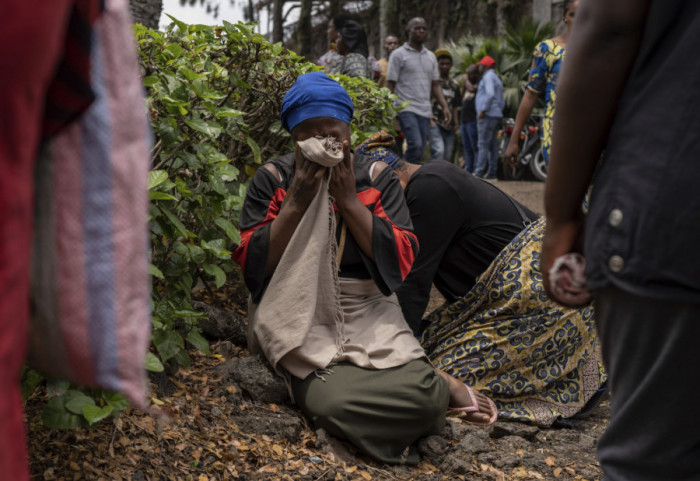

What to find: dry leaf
left=359, top=471, right=372, bottom=480
left=554, top=467, right=563, bottom=477
left=545, top=457, right=556, bottom=466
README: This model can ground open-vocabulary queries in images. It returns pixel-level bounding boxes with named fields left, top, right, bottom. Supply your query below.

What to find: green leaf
left=21, top=368, right=44, bottom=400
left=164, top=43, right=184, bottom=61
left=103, top=392, right=129, bottom=411
left=181, top=68, right=203, bottom=81
left=183, top=118, right=223, bottom=139
left=158, top=206, right=189, bottom=238
left=152, top=329, right=185, bottom=362
left=149, top=263, right=165, bottom=279
left=143, top=75, right=160, bottom=87
left=42, top=395, right=87, bottom=429
left=245, top=136, right=261, bottom=164
left=64, top=390, right=96, bottom=415
left=149, top=191, right=178, bottom=201
left=83, top=405, right=113, bottom=426
left=47, top=379, right=71, bottom=396
left=203, top=263, right=226, bottom=288
left=172, top=349, right=191, bottom=367
left=165, top=14, right=188, bottom=34
left=145, top=352, right=165, bottom=372
left=214, top=218, right=241, bottom=244
left=215, top=107, right=245, bottom=118
left=201, top=239, right=231, bottom=259
left=148, top=170, right=169, bottom=190
left=187, top=329, right=211, bottom=355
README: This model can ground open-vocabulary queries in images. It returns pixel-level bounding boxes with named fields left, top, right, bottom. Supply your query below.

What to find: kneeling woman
left=233, top=73, right=496, bottom=464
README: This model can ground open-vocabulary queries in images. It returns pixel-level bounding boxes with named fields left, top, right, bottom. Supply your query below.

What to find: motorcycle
left=497, top=115, right=546, bottom=181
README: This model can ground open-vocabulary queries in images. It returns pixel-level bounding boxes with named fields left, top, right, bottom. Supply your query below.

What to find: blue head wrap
left=281, top=72, right=354, bottom=133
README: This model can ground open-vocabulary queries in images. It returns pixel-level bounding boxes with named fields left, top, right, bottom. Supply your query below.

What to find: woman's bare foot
left=436, top=369, right=497, bottom=425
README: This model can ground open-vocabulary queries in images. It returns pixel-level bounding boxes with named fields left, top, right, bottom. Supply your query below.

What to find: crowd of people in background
left=316, top=13, right=513, bottom=180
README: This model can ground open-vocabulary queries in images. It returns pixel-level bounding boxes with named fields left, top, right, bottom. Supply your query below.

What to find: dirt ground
left=26, top=179, right=609, bottom=481
left=494, top=181, right=546, bottom=216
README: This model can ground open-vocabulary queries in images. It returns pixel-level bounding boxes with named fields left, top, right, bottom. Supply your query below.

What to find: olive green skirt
left=292, top=358, right=449, bottom=465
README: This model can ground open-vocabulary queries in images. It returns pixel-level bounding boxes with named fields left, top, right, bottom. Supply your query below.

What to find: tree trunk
left=295, top=0, right=313, bottom=57
left=272, top=0, right=284, bottom=43
left=495, top=0, right=512, bottom=37
left=129, top=0, right=163, bottom=29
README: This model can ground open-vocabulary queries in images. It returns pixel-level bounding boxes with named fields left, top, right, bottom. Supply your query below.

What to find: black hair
left=562, top=0, right=575, bottom=16
left=332, top=13, right=353, bottom=31
left=338, top=20, right=369, bottom=57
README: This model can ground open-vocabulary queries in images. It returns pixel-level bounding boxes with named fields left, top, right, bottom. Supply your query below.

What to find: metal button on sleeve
left=608, top=209, right=623, bottom=227
left=608, top=255, right=624, bottom=273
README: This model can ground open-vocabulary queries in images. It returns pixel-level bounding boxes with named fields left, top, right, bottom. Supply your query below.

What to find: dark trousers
left=292, top=359, right=449, bottom=465
left=595, top=286, right=700, bottom=481
left=398, top=111, right=430, bottom=164
left=460, top=121, right=478, bottom=173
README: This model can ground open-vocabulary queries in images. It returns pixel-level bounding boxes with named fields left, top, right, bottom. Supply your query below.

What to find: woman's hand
left=504, top=139, right=520, bottom=167
left=285, top=142, right=328, bottom=211
left=329, top=141, right=356, bottom=208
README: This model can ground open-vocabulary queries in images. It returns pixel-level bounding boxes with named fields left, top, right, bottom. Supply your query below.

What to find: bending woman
left=505, top=0, right=579, bottom=167
left=357, top=132, right=606, bottom=427
left=233, top=73, right=495, bottom=464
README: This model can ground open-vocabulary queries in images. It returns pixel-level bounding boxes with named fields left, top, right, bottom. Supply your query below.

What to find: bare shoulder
left=261, top=162, right=282, bottom=182
left=370, top=161, right=388, bottom=182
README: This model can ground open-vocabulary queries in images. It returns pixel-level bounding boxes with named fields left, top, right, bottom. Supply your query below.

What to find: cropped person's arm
left=542, top=0, right=651, bottom=302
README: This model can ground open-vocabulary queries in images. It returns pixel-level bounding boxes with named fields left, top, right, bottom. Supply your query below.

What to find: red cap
left=477, top=55, right=496, bottom=67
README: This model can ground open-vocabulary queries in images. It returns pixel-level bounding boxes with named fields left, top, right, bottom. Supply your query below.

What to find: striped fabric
left=29, top=0, right=151, bottom=407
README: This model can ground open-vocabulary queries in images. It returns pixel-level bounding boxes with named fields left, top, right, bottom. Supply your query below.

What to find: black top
left=233, top=153, right=419, bottom=303
left=584, top=1, right=700, bottom=303
left=396, top=161, right=538, bottom=333
left=461, top=90, right=476, bottom=123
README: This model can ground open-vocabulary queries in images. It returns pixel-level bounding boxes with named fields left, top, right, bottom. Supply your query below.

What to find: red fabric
left=0, top=2, right=74, bottom=479
left=233, top=187, right=286, bottom=271
left=356, top=188, right=418, bottom=280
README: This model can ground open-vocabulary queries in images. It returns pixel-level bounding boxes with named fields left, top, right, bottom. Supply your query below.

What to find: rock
left=494, top=435, right=532, bottom=452
left=489, top=421, right=540, bottom=441
left=192, top=301, right=247, bottom=345
left=315, top=428, right=356, bottom=464
left=445, top=417, right=488, bottom=440
left=477, top=451, right=523, bottom=470
left=440, top=453, right=472, bottom=476
left=230, top=414, right=303, bottom=442
left=576, top=433, right=597, bottom=450
left=214, top=355, right=288, bottom=404
left=455, top=430, right=492, bottom=457
left=417, top=435, right=448, bottom=459
left=213, top=340, right=238, bottom=359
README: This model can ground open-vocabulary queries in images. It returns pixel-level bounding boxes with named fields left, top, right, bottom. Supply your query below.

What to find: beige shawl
left=248, top=137, right=425, bottom=381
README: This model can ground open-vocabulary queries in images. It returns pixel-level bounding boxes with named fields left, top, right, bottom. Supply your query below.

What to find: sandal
left=449, top=383, right=498, bottom=426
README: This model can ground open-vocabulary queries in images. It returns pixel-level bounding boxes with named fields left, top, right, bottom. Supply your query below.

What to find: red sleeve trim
left=356, top=188, right=418, bottom=280
left=232, top=187, right=286, bottom=272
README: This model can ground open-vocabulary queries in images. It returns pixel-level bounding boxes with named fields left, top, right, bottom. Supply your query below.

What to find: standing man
left=473, top=56, right=504, bottom=180
left=460, top=65, right=480, bottom=173
left=542, top=1, right=700, bottom=480
left=377, top=34, right=399, bottom=88
left=428, top=49, right=461, bottom=162
left=387, top=17, right=451, bottom=164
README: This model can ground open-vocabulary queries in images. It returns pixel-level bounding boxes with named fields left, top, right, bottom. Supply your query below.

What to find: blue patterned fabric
left=420, top=217, right=607, bottom=426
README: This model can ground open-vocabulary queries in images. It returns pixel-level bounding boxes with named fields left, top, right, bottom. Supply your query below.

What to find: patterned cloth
left=420, top=217, right=606, bottom=426
left=527, top=39, right=565, bottom=164
left=355, top=131, right=401, bottom=168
